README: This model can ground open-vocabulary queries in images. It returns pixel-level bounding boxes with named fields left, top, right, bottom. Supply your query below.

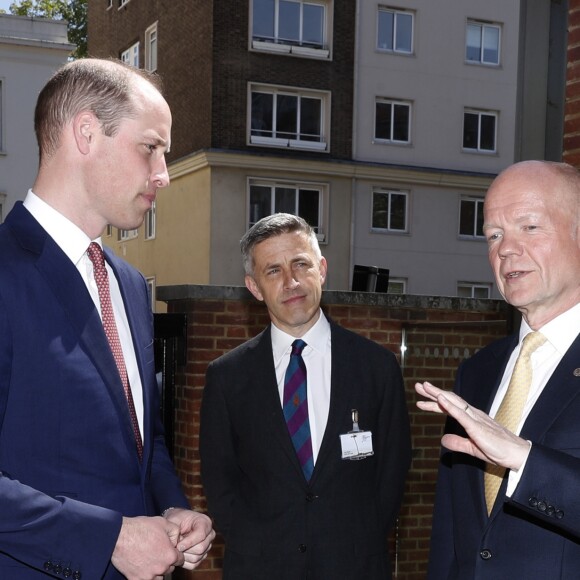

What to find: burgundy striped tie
left=87, top=242, right=143, bottom=461
left=283, top=339, right=314, bottom=480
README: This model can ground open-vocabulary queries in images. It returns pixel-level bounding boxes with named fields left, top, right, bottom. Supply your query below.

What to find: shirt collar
left=271, top=309, right=331, bottom=364
left=23, top=190, right=98, bottom=265
left=519, top=302, right=580, bottom=356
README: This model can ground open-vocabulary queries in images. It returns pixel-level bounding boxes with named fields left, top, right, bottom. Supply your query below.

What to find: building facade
left=88, top=0, right=566, bottom=306
left=0, top=14, right=73, bottom=222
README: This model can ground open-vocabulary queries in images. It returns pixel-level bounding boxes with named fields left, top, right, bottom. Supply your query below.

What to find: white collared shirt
left=23, top=190, right=144, bottom=437
left=492, top=303, right=580, bottom=494
left=271, top=310, right=332, bottom=463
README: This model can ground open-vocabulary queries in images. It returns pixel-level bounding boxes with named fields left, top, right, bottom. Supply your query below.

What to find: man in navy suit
left=200, top=213, right=411, bottom=579
left=0, top=58, right=214, bottom=578
left=416, top=160, right=580, bottom=578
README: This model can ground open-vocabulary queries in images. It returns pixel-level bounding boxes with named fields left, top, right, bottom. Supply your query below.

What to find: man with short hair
left=200, top=212, right=411, bottom=579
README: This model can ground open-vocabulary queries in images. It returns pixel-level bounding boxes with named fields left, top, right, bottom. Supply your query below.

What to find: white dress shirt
left=490, top=303, right=580, bottom=494
left=23, top=190, right=144, bottom=437
left=271, top=309, right=332, bottom=464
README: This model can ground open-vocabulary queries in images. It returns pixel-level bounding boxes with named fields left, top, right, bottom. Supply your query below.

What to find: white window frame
left=119, top=0, right=131, bottom=8
left=463, top=109, right=497, bottom=153
left=388, top=278, right=407, bottom=294
left=374, top=98, right=411, bottom=144
left=145, top=22, right=158, bottom=72
left=250, top=0, right=331, bottom=59
left=118, top=228, right=138, bottom=241
left=107, top=0, right=113, bottom=9
left=247, top=177, right=329, bottom=242
left=377, top=7, right=414, bottom=54
left=371, top=188, right=409, bottom=233
left=146, top=277, right=156, bottom=311
left=105, top=225, right=112, bottom=237
left=466, top=20, right=501, bottom=66
left=121, top=42, right=139, bottom=68
left=145, top=201, right=156, bottom=240
left=457, top=282, right=491, bottom=299
left=458, top=196, right=485, bottom=239
left=249, top=83, right=330, bottom=152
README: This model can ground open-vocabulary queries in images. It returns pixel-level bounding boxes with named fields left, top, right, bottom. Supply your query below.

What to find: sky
left=0, top=0, right=14, bottom=12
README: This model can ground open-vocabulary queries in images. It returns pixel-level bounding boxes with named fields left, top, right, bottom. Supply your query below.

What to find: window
left=145, top=23, right=158, bottom=72
left=251, top=0, right=330, bottom=58
left=146, top=277, right=156, bottom=311
left=463, top=109, right=497, bottom=153
left=145, top=202, right=156, bottom=240
left=388, top=278, right=406, bottom=294
left=466, top=21, right=500, bottom=65
left=250, top=84, right=329, bottom=151
left=459, top=196, right=485, bottom=238
left=105, top=225, right=112, bottom=237
left=248, top=178, right=328, bottom=240
left=121, top=42, right=139, bottom=67
left=457, top=282, right=491, bottom=299
left=119, top=0, right=130, bottom=7
left=107, top=0, right=112, bottom=9
left=377, top=7, right=413, bottom=54
left=375, top=98, right=411, bottom=144
left=372, top=189, right=408, bottom=232
left=118, top=229, right=138, bottom=241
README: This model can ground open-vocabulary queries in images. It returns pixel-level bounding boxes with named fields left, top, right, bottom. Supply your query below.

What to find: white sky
left=0, top=1, right=15, bottom=12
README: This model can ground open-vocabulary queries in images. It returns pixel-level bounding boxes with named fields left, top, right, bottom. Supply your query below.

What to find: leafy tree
left=5, top=0, right=87, bottom=59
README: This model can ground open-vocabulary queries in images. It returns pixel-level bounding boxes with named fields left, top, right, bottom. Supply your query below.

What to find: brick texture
left=167, top=294, right=510, bottom=579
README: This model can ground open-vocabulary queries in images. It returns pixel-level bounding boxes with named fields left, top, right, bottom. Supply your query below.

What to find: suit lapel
left=9, top=204, right=142, bottom=465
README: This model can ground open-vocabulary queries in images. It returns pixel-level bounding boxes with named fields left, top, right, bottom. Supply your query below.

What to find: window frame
left=118, top=228, right=138, bottom=241
left=371, top=188, right=409, bottom=233
left=249, top=83, right=330, bottom=152
left=250, top=0, right=331, bottom=59
left=121, top=41, right=139, bottom=68
left=146, top=277, right=156, bottom=311
left=458, top=196, right=486, bottom=239
left=145, top=201, right=156, bottom=240
left=145, top=22, right=158, bottom=72
left=374, top=97, right=412, bottom=144
left=377, top=6, right=414, bottom=55
left=388, top=278, right=407, bottom=294
left=119, top=0, right=131, bottom=8
left=247, top=177, right=329, bottom=242
left=465, top=20, right=501, bottom=66
left=462, top=108, right=497, bottom=153
left=457, top=282, right=491, bottom=299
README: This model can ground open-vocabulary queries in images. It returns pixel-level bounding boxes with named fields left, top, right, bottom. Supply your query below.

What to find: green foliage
left=7, top=0, right=87, bottom=59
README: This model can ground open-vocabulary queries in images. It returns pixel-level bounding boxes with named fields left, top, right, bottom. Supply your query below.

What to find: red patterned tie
left=87, top=242, right=143, bottom=461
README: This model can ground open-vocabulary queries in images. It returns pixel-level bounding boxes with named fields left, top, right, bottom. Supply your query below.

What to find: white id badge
left=340, top=409, right=374, bottom=460
left=340, top=431, right=374, bottom=460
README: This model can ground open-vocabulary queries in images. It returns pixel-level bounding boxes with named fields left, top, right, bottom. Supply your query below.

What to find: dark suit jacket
left=200, top=321, right=411, bottom=580
left=0, top=202, right=189, bottom=579
left=428, top=331, right=580, bottom=579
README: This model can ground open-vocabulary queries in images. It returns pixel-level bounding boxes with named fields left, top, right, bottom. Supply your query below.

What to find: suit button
left=298, top=544, right=307, bottom=553
left=44, top=561, right=53, bottom=572
left=556, top=510, right=564, bottom=519
left=546, top=505, right=555, bottom=516
left=305, top=493, right=317, bottom=502
left=73, top=571, right=82, bottom=580
left=528, top=497, right=538, bottom=508
left=54, top=564, right=63, bottom=575
left=537, top=501, right=547, bottom=512
left=480, top=549, right=492, bottom=560
left=63, top=567, right=72, bottom=578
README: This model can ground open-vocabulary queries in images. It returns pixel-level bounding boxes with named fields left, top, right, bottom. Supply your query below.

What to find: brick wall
left=159, top=286, right=512, bottom=579
left=564, top=0, right=580, bottom=166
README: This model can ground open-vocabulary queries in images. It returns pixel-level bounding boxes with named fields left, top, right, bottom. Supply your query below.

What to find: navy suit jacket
left=0, top=202, right=189, bottom=579
left=200, top=321, right=411, bottom=580
left=428, top=331, right=580, bottom=579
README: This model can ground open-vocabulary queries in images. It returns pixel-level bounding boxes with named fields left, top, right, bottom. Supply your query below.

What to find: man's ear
left=319, top=256, right=328, bottom=286
left=245, top=275, right=264, bottom=302
left=73, top=111, right=97, bottom=155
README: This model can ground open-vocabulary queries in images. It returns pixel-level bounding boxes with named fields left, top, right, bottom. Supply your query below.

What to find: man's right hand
left=111, top=516, right=184, bottom=579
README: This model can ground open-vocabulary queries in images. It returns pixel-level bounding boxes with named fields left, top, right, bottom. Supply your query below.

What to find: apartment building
left=88, top=0, right=566, bottom=304
left=0, top=14, right=73, bottom=222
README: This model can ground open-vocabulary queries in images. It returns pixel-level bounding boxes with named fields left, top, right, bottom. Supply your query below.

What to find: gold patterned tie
left=484, top=331, right=547, bottom=514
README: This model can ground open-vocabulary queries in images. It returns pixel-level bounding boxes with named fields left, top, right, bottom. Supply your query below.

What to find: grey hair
left=240, top=213, right=321, bottom=276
